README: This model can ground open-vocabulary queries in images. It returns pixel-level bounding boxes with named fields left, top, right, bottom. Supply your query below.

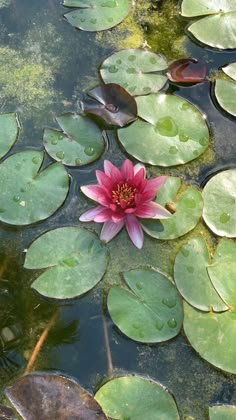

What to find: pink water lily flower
left=79, top=159, right=171, bottom=249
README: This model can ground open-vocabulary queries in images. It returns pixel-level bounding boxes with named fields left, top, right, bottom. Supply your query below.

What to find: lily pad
left=80, top=83, right=137, bottom=127
left=107, top=269, right=183, bottom=343
left=141, top=177, right=203, bottom=240
left=0, top=151, right=69, bottom=225
left=118, top=94, right=209, bottom=166
left=207, top=261, right=236, bottom=308
left=174, top=236, right=228, bottom=312
left=100, top=49, right=168, bottom=96
left=95, top=376, right=179, bottom=420
left=184, top=301, right=236, bottom=374
left=214, top=64, right=236, bottom=117
left=63, top=0, right=131, bottom=32
left=202, top=169, right=236, bottom=237
left=0, top=113, right=19, bottom=159
left=209, top=405, right=236, bottom=419
left=24, top=227, right=107, bottom=299
left=5, top=373, right=107, bottom=419
left=181, top=1, right=236, bottom=49
left=167, top=58, right=206, bottom=84
left=43, top=113, right=105, bottom=166
left=213, top=237, right=236, bottom=263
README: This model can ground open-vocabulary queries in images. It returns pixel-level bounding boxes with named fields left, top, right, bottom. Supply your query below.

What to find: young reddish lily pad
left=80, top=83, right=137, bottom=127
left=107, top=269, right=183, bottom=343
left=0, top=113, right=20, bottom=159
left=95, top=376, right=179, bottom=420
left=167, top=58, right=206, bottom=84
left=63, top=0, right=131, bottom=32
left=5, top=373, right=107, bottom=419
left=100, top=49, right=168, bottom=96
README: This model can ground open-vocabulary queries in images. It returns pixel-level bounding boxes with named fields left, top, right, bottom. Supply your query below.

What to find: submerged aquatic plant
left=79, top=160, right=170, bottom=249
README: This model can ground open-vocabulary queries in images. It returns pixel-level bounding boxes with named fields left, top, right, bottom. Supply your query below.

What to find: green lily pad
left=107, top=269, right=183, bottom=343
left=181, top=1, right=236, bottom=49
left=174, top=236, right=227, bottom=312
left=214, top=78, right=236, bottom=117
left=43, top=113, right=105, bottom=166
left=213, top=238, right=236, bottom=263
left=184, top=301, right=236, bottom=374
left=24, top=227, right=107, bottom=299
left=222, top=62, right=236, bottom=80
left=0, top=113, right=19, bottom=159
left=118, top=94, right=209, bottom=166
left=63, top=0, right=131, bottom=32
left=209, top=405, right=236, bottom=419
left=0, top=151, right=69, bottom=225
left=95, top=376, right=179, bottom=420
left=207, top=261, right=236, bottom=308
left=202, top=169, right=236, bottom=237
left=141, top=177, right=203, bottom=240
left=100, top=49, right=168, bottom=96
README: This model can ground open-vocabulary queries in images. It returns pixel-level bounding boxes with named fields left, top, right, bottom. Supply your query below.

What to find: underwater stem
left=102, top=313, right=113, bottom=377
left=24, top=308, right=59, bottom=375
left=48, top=0, right=57, bottom=13
left=0, top=258, right=8, bottom=279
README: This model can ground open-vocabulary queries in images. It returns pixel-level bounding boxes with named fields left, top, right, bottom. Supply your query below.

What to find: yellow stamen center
left=112, top=182, right=136, bottom=208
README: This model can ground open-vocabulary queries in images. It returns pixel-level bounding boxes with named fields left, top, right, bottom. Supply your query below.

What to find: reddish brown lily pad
left=167, top=58, right=206, bottom=84
left=80, top=83, right=137, bottom=127
left=0, top=404, right=14, bottom=419
left=5, top=373, right=107, bottom=420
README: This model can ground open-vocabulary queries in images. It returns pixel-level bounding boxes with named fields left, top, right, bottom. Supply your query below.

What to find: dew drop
left=90, top=18, right=97, bottom=24
left=108, top=65, right=118, bottom=73
left=168, top=318, right=177, bottom=329
left=0, top=208, right=5, bottom=213
left=136, top=282, right=143, bottom=290
left=169, top=146, right=178, bottom=154
left=199, top=137, right=208, bottom=146
left=155, top=320, right=164, bottom=330
left=128, top=55, right=136, bottom=62
left=219, top=212, right=231, bottom=224
left=126, top=68, right=136, bottom=74
left=56, top=151, right=65, bottom=160
left=179, top=132, right=189, bottom=142
left=101, top=0, right=116, bottom=7
left=193, top=150, right=199, bottom=156
left=75, top=158, right=82, bottom=165
left=132, top=324, right=139, bottom=330
left=116, top=59, right=122, bottom=64
left=143, top=86, right=151, bottom=93
left=80, top=18, right=86, bottom=22
left=129, top=86, right=136, bottom=93
left=13, top=196, right=20, bottom=202
left=181, top=248, right=189, bottom=257
left=181, top=102, right=190, bottom=111
left=84, top=147, right=95, bottom=156
left=107, top=17, right=114, bottom=22
left=51, top=138, right=58, bottom=145
left=162, top=297, right=177, bottom=308
left=155, top=116, right=178, bottom=137
left=187, top=266, right=194, bottom=273
left=58, top=135, right=63, bottom=140
left=20, top=187, right=26, bottom=193
left=149, top=57, right=157, bottom=64
left=32, top=156, right=40, bottom=164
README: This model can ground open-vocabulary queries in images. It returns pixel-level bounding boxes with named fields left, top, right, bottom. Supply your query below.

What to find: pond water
left=0, top=0, right=236, bottom=418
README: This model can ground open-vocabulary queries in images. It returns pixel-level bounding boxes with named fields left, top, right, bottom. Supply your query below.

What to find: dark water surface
left=0, top=1, right=236, bottom=419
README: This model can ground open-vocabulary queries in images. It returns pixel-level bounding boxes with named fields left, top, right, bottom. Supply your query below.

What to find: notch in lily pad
left=43, top=113, right=105, bottom=166
left=63, top=0, right=131, bottom=32
left=80, top=83, right=138, bottom=127
left=167, top=58, right=207, bottom=84
left=0, top=113, right=20, bottom=159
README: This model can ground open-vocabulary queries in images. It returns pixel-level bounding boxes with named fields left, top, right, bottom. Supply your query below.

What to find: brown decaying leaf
left=167, top=58, right=207, bottom=83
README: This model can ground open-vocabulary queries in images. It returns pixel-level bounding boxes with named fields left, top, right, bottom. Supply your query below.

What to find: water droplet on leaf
left=168, top=318, right=177, bottom=329
left=56, top=151, right=65, bottom=160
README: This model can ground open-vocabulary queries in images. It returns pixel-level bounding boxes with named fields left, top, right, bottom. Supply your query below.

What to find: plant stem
left=24, top=308, right=59, bottom=375
left=102, top=313, right=113, bottom=377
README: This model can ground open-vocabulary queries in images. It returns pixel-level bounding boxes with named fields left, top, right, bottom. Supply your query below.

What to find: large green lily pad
left=213, top=237, right=236, bottom=263
left=184, top=301, right=236, bottom=374
left=207, top=261, right=236, bottom=308
left=209, top=405, right=236, bottom=419
left=181, top=1, right=236, bottom=49
left=63, top=0, right=131, bottom=32
left=100, top=49, right=168, bottom=96
left=5, top=373, right=107, bottom=419
left=141, top=177, right=203, bottom=240
left=107, top=269, right=183, bottom=343
left=0, top=113, right=19, bottom=159
left=24, top=227, right=108, bottom=299
left=214, top=63, right=236, bottom=117
left=95, top=376, right=179, bottom=420
left=202, top=169, right=236, bottom=237
left=174, top=236, right=227, bottom=312
left=0, top=151, right=69, bottom=225
left=43, top=113, right=105, bottom=166
left=118, top=94, right=209, bottom=166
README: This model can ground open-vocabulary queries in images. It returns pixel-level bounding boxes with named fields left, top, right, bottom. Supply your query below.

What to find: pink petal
left=81, top=185, right=110, bottom=206
left=144, top=176, right=167, bottom=193
left=104, top=160, right=121, bottom=180
left=110, top=166, right=123, bottom=184
left=134, top=163, right=146, bottom=176
left=111, top=213, right=125, bottom=223
left=135, top=202, right=171, bottom=219
left=133, top=168, right=147, bottom=190
left=96, top=170, right=112, bottom=188
left=79, top=206, right=105, bottom=222
left=100, top=220, right=125, bottom=243
left=94, top=208, right=113, bottom=222
left=125, top=215, right=144, bottom=249
left=121, top=160, right=134, bottom=179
